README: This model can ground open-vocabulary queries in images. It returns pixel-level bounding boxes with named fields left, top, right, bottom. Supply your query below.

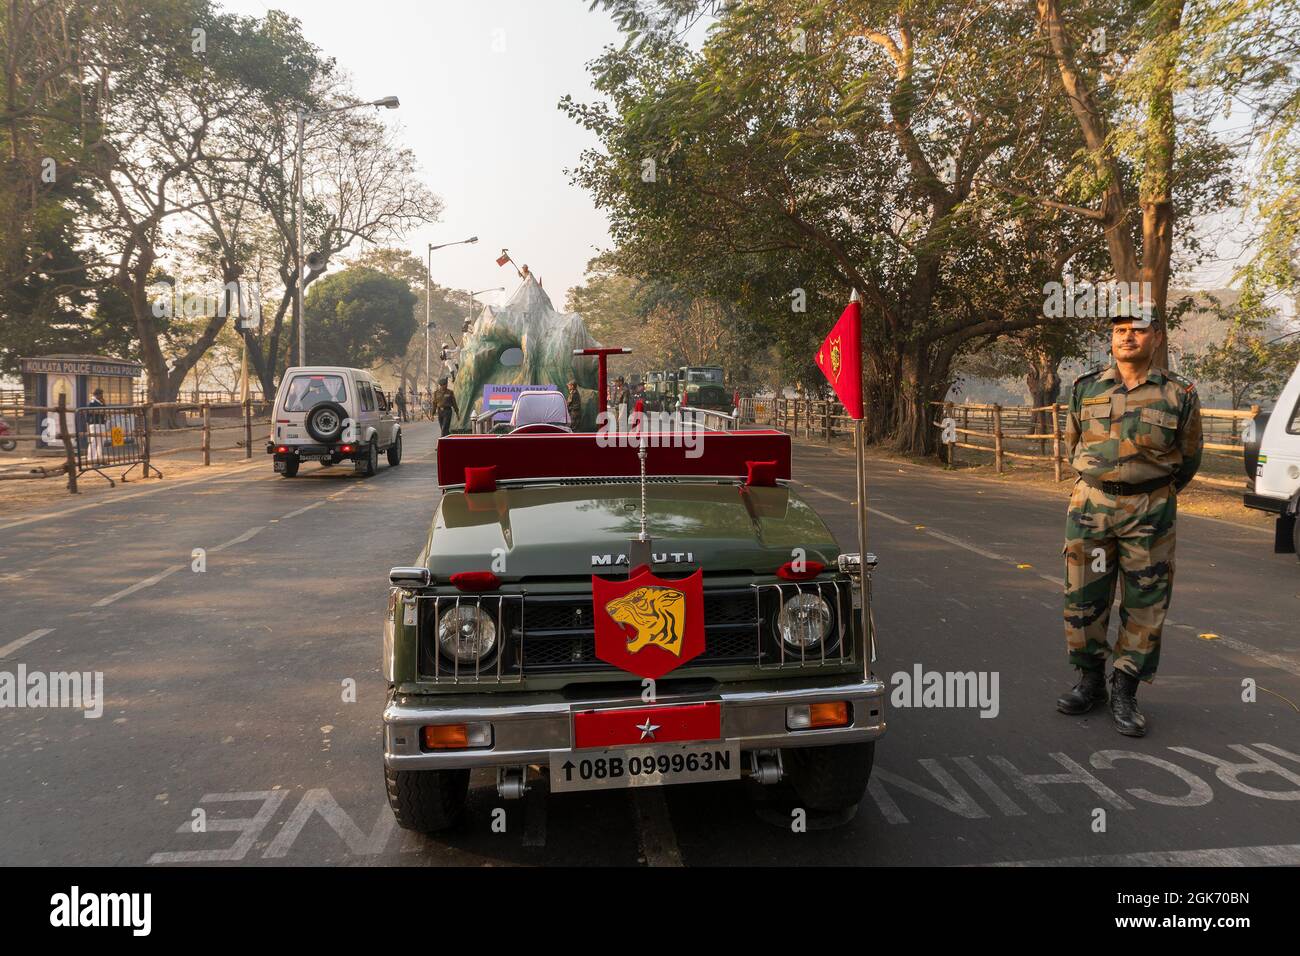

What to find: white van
left=1244, top=358, right=1300, bottom=558
left=266, top=366, right=401, bottom=477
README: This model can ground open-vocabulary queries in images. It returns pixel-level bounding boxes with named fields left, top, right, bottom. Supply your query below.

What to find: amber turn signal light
left=809, top=700, right=850, bottom=728
left=422, top=724, right=468, bottom=749
left=421, top=722, right=492, bottom=750
left=786, top=701, right=851, bottom=730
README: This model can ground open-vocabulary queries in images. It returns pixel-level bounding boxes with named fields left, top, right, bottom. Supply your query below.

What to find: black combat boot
left=1056, top=666, right=1107, bottom=715
left=1108, top=670, right=1147, bottom=737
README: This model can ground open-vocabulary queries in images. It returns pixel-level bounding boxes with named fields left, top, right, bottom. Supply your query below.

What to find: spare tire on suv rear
left=305, top=401, right=348, bottom=443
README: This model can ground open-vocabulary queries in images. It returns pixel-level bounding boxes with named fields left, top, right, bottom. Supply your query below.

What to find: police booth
left=20, top=354, right=142, bottom=450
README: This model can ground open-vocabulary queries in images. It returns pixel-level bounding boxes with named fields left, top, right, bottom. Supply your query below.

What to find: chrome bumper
left=383, top=676, right=887, bottom=770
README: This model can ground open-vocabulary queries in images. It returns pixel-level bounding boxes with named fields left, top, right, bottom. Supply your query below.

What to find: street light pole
left=293, top=96, right=400, bottom=368
left=423, top=236, right=478, bottom=397
left=294, top=108, right=306, bottom=367
left=425, top=243, right=432, bottom=399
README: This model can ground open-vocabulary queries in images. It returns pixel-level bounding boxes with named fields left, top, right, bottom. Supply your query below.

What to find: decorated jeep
left=381, top=428, right=885, bottom=832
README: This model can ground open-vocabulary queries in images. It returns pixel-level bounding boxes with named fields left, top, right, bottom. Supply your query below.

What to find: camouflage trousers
left=1063, top=480, right=1177, bottom=681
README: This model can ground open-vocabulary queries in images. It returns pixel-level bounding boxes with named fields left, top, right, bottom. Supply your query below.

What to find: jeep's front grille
left=415, top=580, right=854, bottom=684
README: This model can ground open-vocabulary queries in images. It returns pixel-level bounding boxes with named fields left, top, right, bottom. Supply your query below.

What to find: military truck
left=674, top=365, right=732, bottom=414
left=381, top=429, right=885, bottom=831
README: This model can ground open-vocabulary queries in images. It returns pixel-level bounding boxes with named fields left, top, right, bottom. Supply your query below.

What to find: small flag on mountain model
left=815, top=291, right=864, bottom=419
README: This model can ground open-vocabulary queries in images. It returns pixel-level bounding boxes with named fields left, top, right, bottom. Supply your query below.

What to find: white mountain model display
left=450, top=273, right=601, bottom=429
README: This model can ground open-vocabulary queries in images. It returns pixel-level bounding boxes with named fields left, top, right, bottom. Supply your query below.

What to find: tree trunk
left=892, top=344, right=950, bottom=457
left=1025, top=346, right=1063, bottom=440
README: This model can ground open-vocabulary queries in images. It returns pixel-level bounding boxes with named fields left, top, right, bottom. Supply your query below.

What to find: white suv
left=1244, top=358, right=1300, bottom=559
left=266, top=366, right=402, bottom=478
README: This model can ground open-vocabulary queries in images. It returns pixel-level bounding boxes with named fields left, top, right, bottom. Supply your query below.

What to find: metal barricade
left=75, top=404, right=160, bottom=485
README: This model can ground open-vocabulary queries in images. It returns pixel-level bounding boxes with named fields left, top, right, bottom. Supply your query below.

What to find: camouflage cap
left=1109, top=294, right=1156, bottom=329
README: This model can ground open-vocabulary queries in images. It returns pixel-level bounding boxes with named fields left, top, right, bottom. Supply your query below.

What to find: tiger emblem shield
left=591, top=567, right=705, bottom=678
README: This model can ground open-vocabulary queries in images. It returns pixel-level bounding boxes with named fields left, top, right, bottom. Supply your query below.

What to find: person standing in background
left=433, top=378, right=459, bottom=438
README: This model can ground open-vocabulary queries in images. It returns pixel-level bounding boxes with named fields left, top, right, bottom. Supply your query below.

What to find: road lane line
left=923, top=528, right=1014, bottom=563
left=0, top=628, right=54, bottom=659
left=92, top=565, right=185, bottom=607
left=280, top=501, right=325, bottom=520
left=792, top=438, right=1273, bottom=537
left=1202, top=635, right=1300, bottom=679
left=0, top=460, right=265, bottom=532
left=630, top=789, right=683, bottom=867
left=209, top=526, right=265, bottom=553
left=798, top=478, right=1300, bottom=678
left=980, top=843, right=1300, bottom=867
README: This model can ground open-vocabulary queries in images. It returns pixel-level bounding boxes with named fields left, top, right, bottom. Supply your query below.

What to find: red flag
left=495, top=253, right=510, bottom=267
left=591, top=567, right=705, bottom=679
left=815, top=297, right=863, bottom=419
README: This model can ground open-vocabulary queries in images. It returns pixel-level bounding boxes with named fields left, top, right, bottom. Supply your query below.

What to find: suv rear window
left=283, top=374, right=346, bottom=412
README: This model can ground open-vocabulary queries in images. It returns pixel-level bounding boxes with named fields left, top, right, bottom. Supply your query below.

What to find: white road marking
left=798, top=478, right=1300, bottom=677
left=923, top=528, right=1012, bottom=563
left=92, top=564, right=185, bottom=607
left=981, top=843, right=1300, bottom=867
left=0, top=628, right=54, bottom=659
left=0, top=460, right=264, bottom=532
left=280, top=501, right=324, bottom=520
left=630, top=788, right=683, bottom=867
left=1198, top=634, right=1300, bottom=679
left=794, top=438, right=1273, bottom=536
left=209, top=526, right=264, bottom=553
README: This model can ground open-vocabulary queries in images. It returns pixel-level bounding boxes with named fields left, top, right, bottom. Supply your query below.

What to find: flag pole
left=849, top=289, right=873, bottom=672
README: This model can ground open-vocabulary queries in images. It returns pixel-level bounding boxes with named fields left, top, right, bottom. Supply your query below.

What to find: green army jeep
left=381, top=428, right=885, bottom=832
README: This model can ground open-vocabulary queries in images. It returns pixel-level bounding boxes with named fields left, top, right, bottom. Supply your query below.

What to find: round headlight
left=438, top=605, right=497, bottom=662
left=776, top=593, right=832, bottom=650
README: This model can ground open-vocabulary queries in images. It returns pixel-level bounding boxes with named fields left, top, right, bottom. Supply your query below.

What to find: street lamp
left=460, top=287, right=504, bottom=336
left=294, top=95, right=400, bottom=367
left=424, top=236, right=478, bottom=396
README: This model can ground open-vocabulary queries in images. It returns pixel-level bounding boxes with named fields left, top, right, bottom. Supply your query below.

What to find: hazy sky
left=217, top=0, right=1263, bottom=312
left=221, top=0, right=630, bottom=311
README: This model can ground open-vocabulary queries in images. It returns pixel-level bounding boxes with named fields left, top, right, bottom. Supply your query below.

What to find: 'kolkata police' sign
left=20, top=358, right=141, bottom=377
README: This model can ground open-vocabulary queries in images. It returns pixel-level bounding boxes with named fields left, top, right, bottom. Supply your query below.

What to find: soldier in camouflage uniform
left=1057, top=310, right=1203, bottom=736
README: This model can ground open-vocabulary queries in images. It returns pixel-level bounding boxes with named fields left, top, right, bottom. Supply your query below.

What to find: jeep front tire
left=782, top=740, right=875, bottom=813
left=384, top=765, right=469, bottom=833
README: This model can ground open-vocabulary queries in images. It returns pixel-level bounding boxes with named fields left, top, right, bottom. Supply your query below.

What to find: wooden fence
left=929, top=400, right=1255, bottom=490
left=750, top=395, right=1256, bottom=493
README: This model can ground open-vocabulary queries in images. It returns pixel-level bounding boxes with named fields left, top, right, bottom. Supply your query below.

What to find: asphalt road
left=1, top=423, right=1297, bottom=866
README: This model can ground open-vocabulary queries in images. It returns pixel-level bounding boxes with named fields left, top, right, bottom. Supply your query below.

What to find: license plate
left=273, top=460, right=286, bottom=472
left=549, top=742, right=741, bottom=793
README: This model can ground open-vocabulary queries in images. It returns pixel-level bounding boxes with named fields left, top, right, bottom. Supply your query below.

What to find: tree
left=0, top=0, right=127, bottom=372
left=1181, top=294, right=1300, bottom=413
left=1021, top=1, right=1239, bottom=366
left=301, top=266, right=417, bottom=370
left=568, top=1, right=1098, bottom=453
left=353, top=247, right=476, bottom=394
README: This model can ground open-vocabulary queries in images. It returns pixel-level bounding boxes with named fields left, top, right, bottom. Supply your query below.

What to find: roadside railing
left=929, top=400, right=1256, bottom=490
left=0, top=398, right=272, bottom=494
left=681, top=406, right=741, bottom=431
